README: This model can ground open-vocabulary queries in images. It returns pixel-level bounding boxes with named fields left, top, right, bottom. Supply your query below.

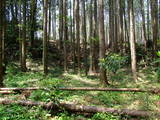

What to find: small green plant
left=99, top=53, right=127, bottom=74
left=154, top=51, right=160, bottom=82
left=91, top=113, right=120, bottom=120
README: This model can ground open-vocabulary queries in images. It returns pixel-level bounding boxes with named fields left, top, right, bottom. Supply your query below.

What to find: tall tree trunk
left=52, top=0, right=56, bottom=41
left=147, top=0, right=150, bottom=41
left=48, top=0, right=51, bottom=42
left=75, top=0, right=81, bottom=74
left=81, top=0, right=87, bottom=75
left=109, top=0, right=114, bottom=51
left=98, top=0, right=109, bottom=85
left=43, top=0, right=48, bottom=74
left=63, top=0, right=68, bottom=72
left=73, top=0, right=76, bottom=72
left=2, top=0, right=6, bottom=68
left=89, top=0, right=96, bottom=75
left=123, top=2, right=130, bottom=52
left=119, top=0, right=125, bottom=53
left=0, top=0, right=4, bottom=87
left=140, top=0, right=147, bottom=52
left=59, top=0, right=63, bottom=50
left=19, top=0, right=22, bottom=67
left=21, top=0, right=27, bottom=72
left=93, top=0, right=98, bottom=72
left=128, top=0, right=137, bottom=81
left=30, top=0, right=37, bottom=50
left=150, top=0, right=158, bottom=58
left=114, top=0, right=118, bottom=52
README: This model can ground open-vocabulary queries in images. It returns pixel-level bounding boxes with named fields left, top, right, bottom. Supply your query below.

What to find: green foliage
left=156, top=67, right=160, bottom=81
left=2, top=62, right=160, bottom=120
left=156, top=51, right=160, bottom=57
left=0, top=104, right=48, bottom=120
left=91, top=113, right=120, bottom=120
left=99, top=53, right=127, bottom=73
left=95, top=92, right=124, bottom=107
left=154, top=51, right=160, bottom=82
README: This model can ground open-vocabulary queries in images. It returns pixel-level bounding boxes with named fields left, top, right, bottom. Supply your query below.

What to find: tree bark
left=150, top=0, right=158, bottom=58
left=51, top=0, right=56, bottom=41
left=43, top=0, right=48, bottom=74
left=0, top=0, right=4, bottom=87
left=81, top=0, right=87, bottom=75
left=58, top=0, right=63, bottom=50
left=109, top=0, right=114, bottom=51
left=63, top=0, right=68, bottom=72
left=21, top=0, right=27, bottom=72
left=75, top=0, right=81, bottom=74
left=140, top=0, right=147, bottom=52
left=119, top=0, right=125, bottom=53
left=98, top=0, right=109, bottom=85
left=72, top=0, right=76, bottom=72
left=89, top=0, right=96, bottom=75
left=128, top=0, right=137, bottom=81
left=30, top=0, right=37, bottom=49
left=147, top=0, right=150, bottom=41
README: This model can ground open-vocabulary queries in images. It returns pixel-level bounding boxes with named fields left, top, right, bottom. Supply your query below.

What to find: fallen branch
left=0, top=87, right=160, bottom=94
left=0, top=98, right=158, bottom=117
left=59, top=87, right=148, bottom=92
left=0, top=87, right=41, bottom=91
left=0, top=91, right=15, bottom=94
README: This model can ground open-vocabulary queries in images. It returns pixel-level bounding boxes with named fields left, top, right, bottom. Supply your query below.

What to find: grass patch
left=0, top=62, right=159, bottom=119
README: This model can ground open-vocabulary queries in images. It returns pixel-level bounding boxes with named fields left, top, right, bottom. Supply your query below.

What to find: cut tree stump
left=0, top=98, right=159, bottom=117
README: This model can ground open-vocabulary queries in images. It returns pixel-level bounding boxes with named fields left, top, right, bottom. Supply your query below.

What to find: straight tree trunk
left=63, top=0, right=68, bottom=72
left=19, top=0, right=22, bottom=67
left=89, top=0, right=96, bottom=75
left=21, top=0, right=27, bottom=72
left=93, top=0, right=98, bottom=73
left=147, top=0, right=150, bottom=41
left=150, top=0, right=158, bottom=58
left=128, top=0, right=137, bottom=81
left=30, top=0, right=37, bottom=49
left=73, top=0, right=76, bottom=72
left=52, top=0, right=56, bottom=41
left=58, top=0, right=63, bottom=50
left=0, top=0, right=4, bottom=87
left=2, top=0, right=6, bottom=65
left=75, top=0, right=81, bottom=74
left=119, top=0, right=125, bottom=53
left=140, top=0, right=147, bottom=51
left=98, top=0, right=109, bottom=85
left=43, top=0, right=48, bottom=74
left=114, top=0, right=118, bottom=52
left=81, top=0, right=87, bottom=75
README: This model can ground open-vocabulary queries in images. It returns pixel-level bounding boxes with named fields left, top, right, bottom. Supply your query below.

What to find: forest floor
left=0, top=61, right=160, bottom=120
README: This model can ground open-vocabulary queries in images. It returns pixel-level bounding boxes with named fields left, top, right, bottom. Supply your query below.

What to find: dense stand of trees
left=0, top=0, right=159, bottom=86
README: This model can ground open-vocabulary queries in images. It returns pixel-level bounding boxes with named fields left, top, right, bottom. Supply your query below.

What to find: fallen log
left=0, top=87, right=160, bottom=94
left=59, top=87, right=148, bottom=92
left=0, top=91, right=15, bottom=94
left=0, top=87, right=41, bottom=91
left=0, top=98, right=158, bottom=117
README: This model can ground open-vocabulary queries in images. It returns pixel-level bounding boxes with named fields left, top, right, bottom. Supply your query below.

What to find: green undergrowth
left=0, top=63, right=159, bottom=120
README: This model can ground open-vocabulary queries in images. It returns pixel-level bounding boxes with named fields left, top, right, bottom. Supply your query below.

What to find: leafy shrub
left=91, top=113, right=120, bottom=120
left=0, top=104, right=49, bottom=120
left=99, top=53, right=127, bottom=74
left=154, top=51, right=160, bottom=82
